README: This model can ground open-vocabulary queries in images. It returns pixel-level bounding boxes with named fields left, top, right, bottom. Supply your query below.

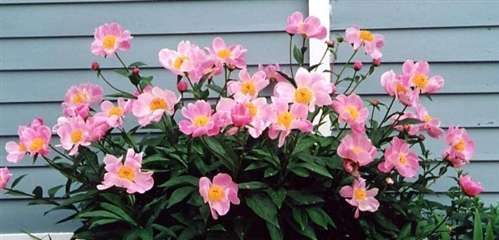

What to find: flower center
left=359, top=30, right=374, bottom=42
left=29, top=137, right=45, bottom=152
left=241, top=81, right=256, bottom=96
left=245, top=102, right=258, bottom=117
left=173, top=55, right=188, bottom=70
left=149, top=98, right=167, bottom=111
left=412, top=74, right=429, bottom=89
left=345, top=105, right=359, bottom=120
left=217, top=48, right=231, bottom=59
left=453, top=139, right=466, bottom=152
left=294, top=87, right=313, bottom=105
left=102, top=35, right=117, bottom=50
left=399, top=153, right=408, bottom=165
left=193, top=115, right=209, bottom=127
left=395, top=83, right=408, bottom=95
left=207, top=184, right=225, bottom=202
left=351, top=146, right=364, bottom=155
left=354, top=188, right=367, bottom=201
left=117, top=166, right=136, bottom=181
left=108, top=106, right=124, bottom=117
left=19, top=143, right=27, bottom=152
left=70, top=129, right=84, bottom=144
left=423, top=114, right=432, bottom=122
left=71, top=92, right=87, bottom=105
left=277, top=111, right=294, bottom=129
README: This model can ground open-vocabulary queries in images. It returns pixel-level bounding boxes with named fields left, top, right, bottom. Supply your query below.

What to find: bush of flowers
left=1, top=12, right=498, bottom=240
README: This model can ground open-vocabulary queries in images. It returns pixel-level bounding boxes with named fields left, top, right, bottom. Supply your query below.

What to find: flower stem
left=114, top=52, right=129, bottom=72
left=289, top=35, right=294, bottom=78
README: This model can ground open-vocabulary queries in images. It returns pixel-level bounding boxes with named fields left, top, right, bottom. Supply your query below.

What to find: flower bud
left=91, top=62, right=100, bottom=71
left=353, top=60, right=363, bottom=71
left=131, top=67, right=140, bottom=76
left=373, top=58, right=382, bottom=66
left=385, top=177, right=394, bottom=185
left=369, top=98, right=381, bottom=106
left=325, top=40, right=335, bottom=48
left=336, top=36, right=344, bottom=43
left=177, top=80, right=188, bottom=93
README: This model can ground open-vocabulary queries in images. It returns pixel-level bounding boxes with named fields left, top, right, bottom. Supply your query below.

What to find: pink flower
left=6, top=118, right=51, bottom=162
left=0, top=167, right=12, bottom=189
left=216, top=98, right=272, bottom=138
left=91, top=22, right=132, bottom=57
left=459, top=175, right=483, bottom=197
left=97, top=149, right=154, bottom=194
left=402, top=60, right=444, bottom=94
left=274, top=67, right=333, bottom=111
left=199, top=173, right=240, bottom=220
left=158, top=41, right=216, bottom=83
left=230, top=103, right=252, bottom=127
left=353, top=60, right=363, bottom=71
left=378, top=137, right=419, bottom=178
left=62, top=83, right=103, bottom=118
left=179, top=100, right=221, bottom=137
left=53, top=116, right=91, bottom=156
left=227, top=69, right=268, bottom=101
left=95, top=98, right=131, bottom=128
left=177, top=80, right=188, bottom=92
left=132, top=86, right=179, bottom=126
left=408, top=105, right=443, bottom=138
left=268, top=99, right=312, bottom=147
left=258, top=64, right=286, bottom=82
left=340, top=178, right=379, bottom=218
left=337, top=133, right=377, bottom=171
left=210, top=37, right=247, bottom=69
left=443, top=126, right=475, bottom=168
left=85, top=117, right=111, bottom=142
left=380, top=70, right=419, bottom=107
left=345, top=26, right=384, bottom=60
left=285, top=11, right=327, bottom=40
left=331, top=94, right=369, bottom=132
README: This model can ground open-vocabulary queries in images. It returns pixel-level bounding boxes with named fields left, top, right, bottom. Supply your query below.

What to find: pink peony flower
left=97, top=149, right=154, bottom=194
left=268, top=99, right=312, bottom=147
left=53, top=116, right=91, bottom=156
left=199, top=173, right=240, bottom=220
left=62, top=83, right=103, bottom=118
left=402, top=60, right=444, bottom=94
left=274, top=67, right=333, bottom=112
left=91, top=22, right=132, bottom=57
left=132, top=86, right=179, bottom=126
left=285, top=11, right=327, bottom=40
left=378, top=137, right=419, bottom=178
left=258, top=64, right=286, bottom=82
left=6, top=118, right=52, bottom=163
left=230, top=103, right=252, bottom=127
left=459, top=175, right=483, bottom=197
left=179, top=100, right=221, bottom=137
left=0, top=167, right=12, bottom=190
left=380, top=70, right=419, bottom=107
left=210, top=37, right=247, bottom=69
left=345, top=26, right=384, bottom=60
left=407, top=104, right=443, bottom=138
left=340, top=178, right=380, bottom=219
left=216, top=97, right=272, bottom=138
left=227, top=69, right=268, bottom=101
left=158, top=41, right=216, bottom=83
left=337, top=133, right=377, bottom=173
left=443, top=126, right=475, bottom=167
left=331, top=94, right=369, bottom=133
left=85, top=116, right=111, bottom=142
left=94, top=98, right=131, bottom=128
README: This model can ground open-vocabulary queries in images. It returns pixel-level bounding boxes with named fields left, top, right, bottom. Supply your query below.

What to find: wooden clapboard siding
left=0, top=0, right=308, bottom=233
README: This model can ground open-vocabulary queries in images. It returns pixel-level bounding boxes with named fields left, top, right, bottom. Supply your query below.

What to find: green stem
left=335, top=50, right=358, bottom=84
left=380, top=97, right=396, bottom=126
left=97, top=72, right=131, bottom=96
left=114, top=52, right=129, bottom=72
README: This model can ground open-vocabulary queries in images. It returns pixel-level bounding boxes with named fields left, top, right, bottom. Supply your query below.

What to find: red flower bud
left=353, top=60, right=363, bottom=71
left=325, top=40, right=335, bottom=48
left=177, top=80, right=188, bottom=92
left=373, top=58, right=382, bottom=66
left=91, top=62, right=100, bottom=71
left=131, top=67, right=140, bottom=75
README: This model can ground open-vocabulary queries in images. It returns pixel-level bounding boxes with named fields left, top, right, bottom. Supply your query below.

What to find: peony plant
left=2, top=11, right=498, bottom=240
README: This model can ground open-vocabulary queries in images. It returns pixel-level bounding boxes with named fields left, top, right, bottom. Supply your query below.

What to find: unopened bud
left=369, top=98, right=381, bottom=106
left=131, top=67, right=140, bottom=76
left=336, top=36, right=344, bottom=43
left=373, top=58, right=382, bottom=66
left=177, top=80, right=188, bottom=92
left=353, top=60, right=363, bottom=71
left=325, top=40, right=335, bottom=48
left=91, top=62, right=100, bottom=71
left=385, top=177, right=394, bottom=185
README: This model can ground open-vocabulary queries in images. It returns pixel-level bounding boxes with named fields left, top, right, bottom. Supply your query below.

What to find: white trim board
left=0, top=233, right=73, bottom=240
left=0, top=0, right=332, bottom=238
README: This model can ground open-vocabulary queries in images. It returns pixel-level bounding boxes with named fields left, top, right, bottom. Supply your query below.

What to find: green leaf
left=129, top=61, right=147, bottom=67
left=396, top=118, right=423, bottom=126
left=295, top=162, right=332, bottom=178
left=160, top=175, right=198, bottom=189
left=78, top=210, right=121, bottom=220
left=292, top=207, right=308, bottom=231
left=138, top=227, right=153, bottom=240
left=89, top=218, right=120, bottom=229
left=113, top=68, right=130, bottom=77
left=485, top=220, right=494, bottom=240
left=48, top=185, right=64, bottom=198
left=474, top=209, right=484, bottom=240
left=202, top=137, right=236, bottom=171
left=306, top=207, right=335, bottom=230
left=245, top=193, right=279, bottom=228
left=266, top=222, right=283, bottom=240
left=32, top=186, right=43, bottom=198
left=288, top=166, right=310, bottom=177
left=239, top=181, right=268, bottom=190
left=100, top=202, right=137, bottom=226
left=167, top=186, right=195, bottom=208
left=152, top=224, right=177, bottom=239
left=293, top=45, right=304, bottom=64
left=266, top=188, right=287, bottom=209
left=11, top=174, right=27, bottom=188
left=207, top=83, right=223, bottom=94
left=287, top=191, right=324, bottom=205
